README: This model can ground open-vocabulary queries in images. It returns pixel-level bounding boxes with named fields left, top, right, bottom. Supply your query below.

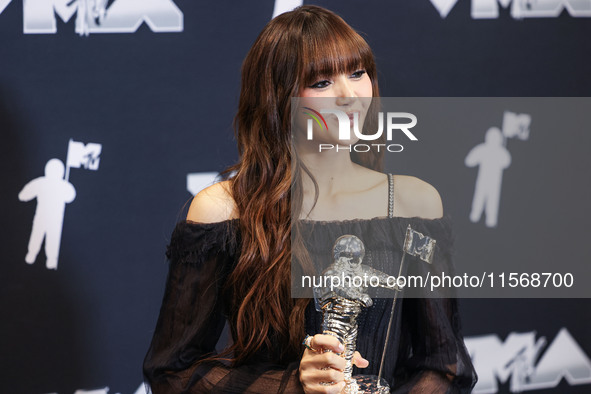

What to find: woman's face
left=295, top=69, right=373, bottom=148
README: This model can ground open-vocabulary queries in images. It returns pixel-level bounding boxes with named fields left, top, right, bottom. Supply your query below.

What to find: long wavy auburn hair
left=218, top=5, right=385, bottom=366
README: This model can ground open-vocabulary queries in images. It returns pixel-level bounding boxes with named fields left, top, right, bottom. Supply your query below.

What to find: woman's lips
left=347, top=111, right=359, bottom=128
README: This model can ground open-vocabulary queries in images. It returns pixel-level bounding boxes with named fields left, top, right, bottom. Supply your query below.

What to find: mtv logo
left=4, top=0, right=184, bottom=35
left=403, top=225, right=436, bottom=263
left=465, top=328, right=591, bottom=393
left=502, top=111, right=531, bottom=140
left=67, top=140, right=102, bottom=171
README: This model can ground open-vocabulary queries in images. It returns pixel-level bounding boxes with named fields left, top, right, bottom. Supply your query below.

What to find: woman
left=143, top=5, right=477, bottom=393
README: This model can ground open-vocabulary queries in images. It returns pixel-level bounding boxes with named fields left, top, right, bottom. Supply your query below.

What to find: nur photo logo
left=301, top=102, right=418, bottom=153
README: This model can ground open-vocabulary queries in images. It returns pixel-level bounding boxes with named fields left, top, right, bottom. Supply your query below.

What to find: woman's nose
left=334, top=76, right=355, bottom=105
left=334, top=75, right=355, bottom=96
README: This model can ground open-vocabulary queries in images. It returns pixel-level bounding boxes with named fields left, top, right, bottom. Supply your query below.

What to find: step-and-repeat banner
left=1, top=1, right=590, bottom=393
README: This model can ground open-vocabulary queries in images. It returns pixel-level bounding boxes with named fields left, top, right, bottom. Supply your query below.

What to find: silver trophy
left=314, top=226, right=436, bottom=393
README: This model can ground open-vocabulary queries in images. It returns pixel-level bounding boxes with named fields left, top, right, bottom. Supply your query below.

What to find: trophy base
left=347, top=375, right=390, bottom=393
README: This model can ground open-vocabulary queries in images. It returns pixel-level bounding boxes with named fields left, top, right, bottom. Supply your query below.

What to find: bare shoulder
left=393, top=175, right=443, bottom=219
left=186, top=180, right=238, bottom=223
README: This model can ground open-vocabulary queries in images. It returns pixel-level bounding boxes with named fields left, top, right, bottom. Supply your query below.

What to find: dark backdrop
left=1, top=1, right=590, bottom=393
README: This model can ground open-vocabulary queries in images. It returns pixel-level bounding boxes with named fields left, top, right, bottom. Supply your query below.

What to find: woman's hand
left=299, top=334, right=369, bottom=394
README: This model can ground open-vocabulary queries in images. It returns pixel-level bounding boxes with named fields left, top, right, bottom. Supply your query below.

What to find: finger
left=309, top=366, right=344, bottom=383
left=304, top=351, right=346, bottom=371
left=306, top=381, right=346, bottom=394
left=311, top=334, right=344, bottom=353
left=352, top=351, right=369, bottom=368
left=300, top=369, right=345, bottom=394
left=301, top=352, right=346, bottom=373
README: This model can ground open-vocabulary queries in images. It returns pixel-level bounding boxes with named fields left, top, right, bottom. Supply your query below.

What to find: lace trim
left=166, top=220, right=240, bottom=265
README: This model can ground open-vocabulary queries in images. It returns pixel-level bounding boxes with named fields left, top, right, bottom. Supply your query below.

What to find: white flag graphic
left=65, top=139, right=102, bottom=181
left=502, top=111, right=531, bottom=141
left=67, top=139, right=102, bottom=169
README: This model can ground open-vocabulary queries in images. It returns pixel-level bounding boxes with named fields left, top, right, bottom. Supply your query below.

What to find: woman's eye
left=309, top=79, right=331, bottom=89
left=350, top=70, right=366, bottom=79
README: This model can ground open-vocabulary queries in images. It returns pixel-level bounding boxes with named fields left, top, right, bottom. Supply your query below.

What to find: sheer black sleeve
left=143, top=221, right=304, bottom=394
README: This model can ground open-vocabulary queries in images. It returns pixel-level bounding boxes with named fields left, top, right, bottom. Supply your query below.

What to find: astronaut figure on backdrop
left=18, top=159, right=76, bottom=270
left=465, top=127, right=512, bottom=228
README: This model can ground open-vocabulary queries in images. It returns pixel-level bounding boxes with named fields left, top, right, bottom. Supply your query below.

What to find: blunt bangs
left=299, top=15, right=376, bottom=88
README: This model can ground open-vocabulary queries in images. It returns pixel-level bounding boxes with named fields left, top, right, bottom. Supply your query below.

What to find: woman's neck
left=299, top=148, right=358, bottom=198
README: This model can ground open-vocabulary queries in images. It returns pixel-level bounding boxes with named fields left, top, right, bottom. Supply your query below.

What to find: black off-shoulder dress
left=143, top=216, right=477, bottom=393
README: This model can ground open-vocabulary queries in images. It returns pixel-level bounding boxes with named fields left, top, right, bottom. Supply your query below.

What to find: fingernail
left=338, top=343, right=344, bottom=352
